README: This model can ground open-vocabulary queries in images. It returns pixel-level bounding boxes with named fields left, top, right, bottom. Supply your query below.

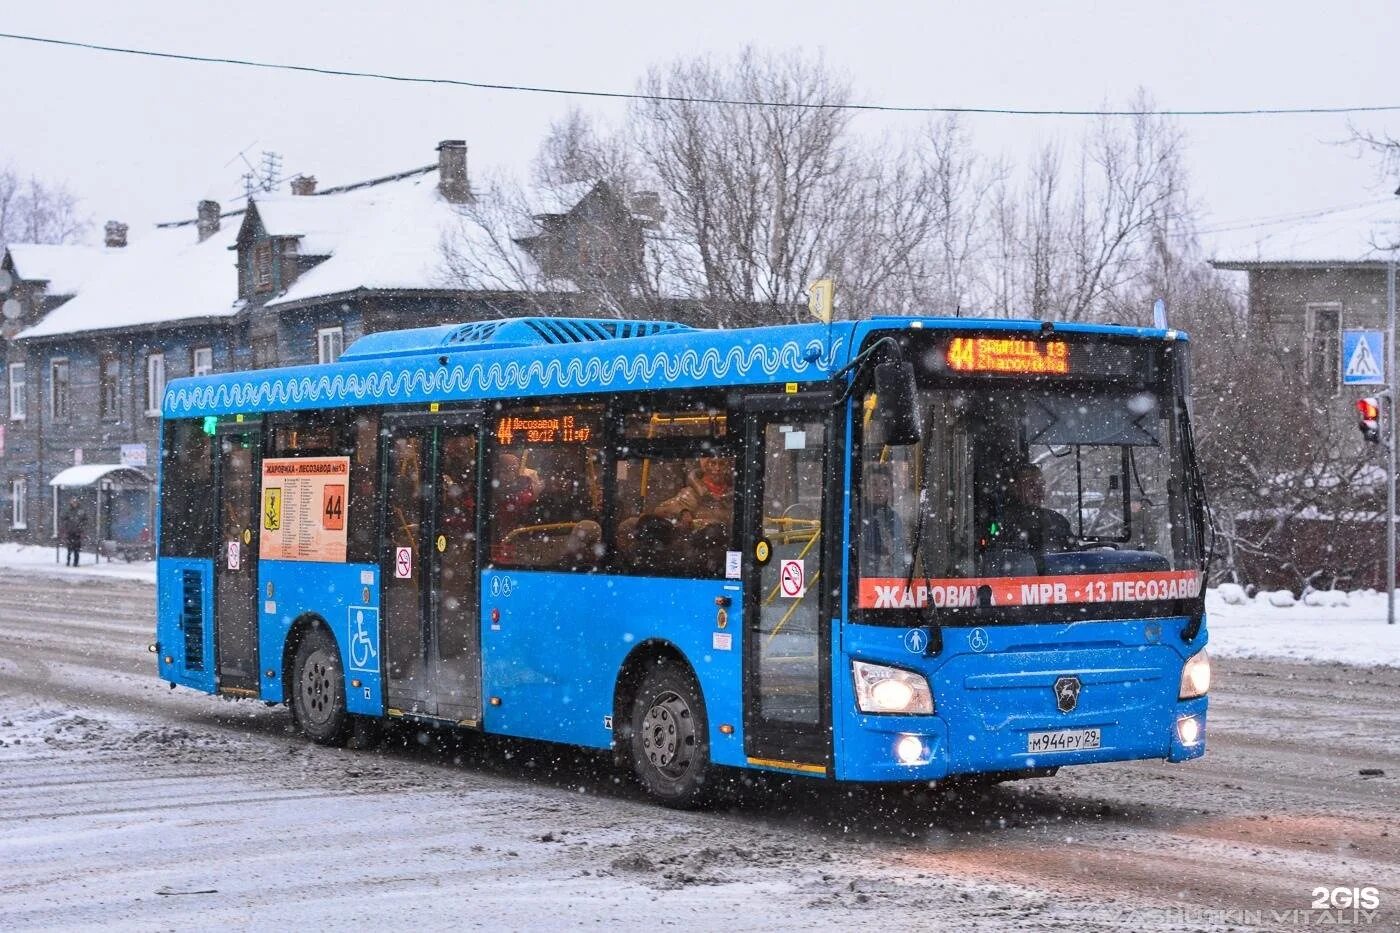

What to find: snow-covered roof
left=17, top=218, right=243, bottom=339
left=5, top=243, right=116, bottom=296
left=265, top=171, right=485, bottom=307
left=1211, top=200, right=1400, bottom=268
left=49, top=464, right=152, bottom=487
left=249, top=195, right=367, bottom=256
left=522, top=180, right=597, bottom=217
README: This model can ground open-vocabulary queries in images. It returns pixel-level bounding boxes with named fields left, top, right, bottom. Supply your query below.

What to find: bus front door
left=382, top=422, right=483, bottom=724
left=214, top=425, right=262, bottom=695
left=741, top=408, right=832, bottom=775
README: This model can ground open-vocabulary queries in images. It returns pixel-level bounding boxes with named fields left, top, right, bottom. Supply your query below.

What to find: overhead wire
left=2, top=30, right=1400, bottom=118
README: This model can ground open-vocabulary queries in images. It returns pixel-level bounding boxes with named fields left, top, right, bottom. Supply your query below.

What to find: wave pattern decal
left=165, top=337, right=844, bottom=415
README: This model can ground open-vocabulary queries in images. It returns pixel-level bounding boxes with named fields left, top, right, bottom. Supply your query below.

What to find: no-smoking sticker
left=778, top=559, right=806, bottom=598
left=394, top=546, right=413, bottom=579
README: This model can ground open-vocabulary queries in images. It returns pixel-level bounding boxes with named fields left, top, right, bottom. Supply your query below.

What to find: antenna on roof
left=259, top=151, right=283, bottom=193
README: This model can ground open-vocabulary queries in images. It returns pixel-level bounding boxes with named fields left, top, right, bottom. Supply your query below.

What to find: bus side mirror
left=874, top=358, right=922, bottom=445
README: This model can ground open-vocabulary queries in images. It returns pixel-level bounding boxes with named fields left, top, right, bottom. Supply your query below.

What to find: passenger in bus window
left=655, top=455, right=734, bottom=529
left=998, top=463, right=1073, bottom=553
left=493, top=452, right=539, bottom=531
left=860, top=464, right=907, bottom=576
left=525, top=469, right=593, bottom=527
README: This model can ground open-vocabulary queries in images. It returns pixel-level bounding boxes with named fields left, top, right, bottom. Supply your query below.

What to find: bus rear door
left=214, top=421, right=262, bottom=696
left=381, top=416, right=483, bottom=724
left=741, top=400, right=834, bottom=776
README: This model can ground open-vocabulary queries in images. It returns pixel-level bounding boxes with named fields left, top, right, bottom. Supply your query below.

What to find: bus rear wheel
left=290, top=627, right=351, bottom=746
left=628, top=661, right=711, bottom=808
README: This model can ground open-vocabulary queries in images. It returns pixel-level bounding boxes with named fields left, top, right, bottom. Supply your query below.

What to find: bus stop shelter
left=49, top=464, right=154, bottom=563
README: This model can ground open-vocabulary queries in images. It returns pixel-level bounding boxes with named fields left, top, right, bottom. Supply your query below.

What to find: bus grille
left=181, top=569, right=205, bottom=671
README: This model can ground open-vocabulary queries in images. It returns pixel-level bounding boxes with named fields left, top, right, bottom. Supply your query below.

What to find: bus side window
left=487, top=404, right=605, bottom=572
left=159, top=419, right=215, bottom=558
left=612, top=403, right=733, bottom=578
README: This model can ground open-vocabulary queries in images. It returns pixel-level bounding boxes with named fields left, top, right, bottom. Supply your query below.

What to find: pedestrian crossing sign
left=1342, top=330, right=1385, bottom=385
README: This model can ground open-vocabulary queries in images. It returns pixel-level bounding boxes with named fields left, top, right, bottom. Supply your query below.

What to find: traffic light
left=1357, top=396, right=1383, bottom=444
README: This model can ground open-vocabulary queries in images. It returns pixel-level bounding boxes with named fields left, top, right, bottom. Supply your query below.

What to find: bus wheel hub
left=642, top=692, right=690, bottom=771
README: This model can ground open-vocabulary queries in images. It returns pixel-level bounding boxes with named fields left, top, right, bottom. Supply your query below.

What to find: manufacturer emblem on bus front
left=1054, top=676, right=1081, bottom=713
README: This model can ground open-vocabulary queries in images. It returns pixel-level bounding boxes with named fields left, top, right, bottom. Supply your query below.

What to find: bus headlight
left=1179, top=649, right=1211, bottom=699
left=853, top=660, right=933, bottom=714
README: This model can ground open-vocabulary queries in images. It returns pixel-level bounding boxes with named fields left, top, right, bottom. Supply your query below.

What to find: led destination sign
left=494, top=412, right=597, bottom=446
left=946, top=337, right=1070, bottom=375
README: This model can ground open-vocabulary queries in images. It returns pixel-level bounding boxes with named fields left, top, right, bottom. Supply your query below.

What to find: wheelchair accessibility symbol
left=348, top=607, right=379, bottom=673
left=967, top=628, right=989, bottom=653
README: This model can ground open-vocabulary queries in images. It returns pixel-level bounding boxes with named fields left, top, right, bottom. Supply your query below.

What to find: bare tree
left=921, top=117, right=1001, bottom=315
left=630, top=48, right=857, bottom=325
left=987, top=95, right=1190, bottom=323
left=440, top=166, right=664, bottom=319
left=532, top=108, right=636, bottom=193
left=0, top=168, right=88, bottom=249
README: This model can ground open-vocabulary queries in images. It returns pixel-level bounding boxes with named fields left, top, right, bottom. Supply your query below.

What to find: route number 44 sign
left=259, top=456, right=350, bottom=562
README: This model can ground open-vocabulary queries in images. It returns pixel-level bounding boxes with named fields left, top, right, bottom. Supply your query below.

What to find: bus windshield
left=856, top=380, right=1202, bottom=616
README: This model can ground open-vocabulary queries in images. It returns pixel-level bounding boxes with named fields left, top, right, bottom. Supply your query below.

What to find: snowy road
left=1, top=572, right=1397, bottom=931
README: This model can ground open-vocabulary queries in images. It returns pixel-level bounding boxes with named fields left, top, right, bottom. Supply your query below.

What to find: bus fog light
left=853, top=660, right=933, bottom=714
left=1177, top=715, right=1202, bottom=746
left=1179, top=649, right=1211, bottom=699
left=895, top=734, right=925, bottom=765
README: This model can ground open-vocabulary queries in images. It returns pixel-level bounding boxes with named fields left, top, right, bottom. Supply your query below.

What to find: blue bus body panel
left=257, top=559, right=383, bottom=715
left=155, top=558, right=216, bottom=694
left=163, top=323, right=852, bottom=417
left=161, top=316, right=1190, bottom=419
left=835, top=617, right=1208, bottom=782
left=480, top=569, right=746, bottom=767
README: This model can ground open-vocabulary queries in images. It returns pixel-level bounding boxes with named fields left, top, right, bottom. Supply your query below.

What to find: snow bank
left=1206, top=587, right=1400, bottom=668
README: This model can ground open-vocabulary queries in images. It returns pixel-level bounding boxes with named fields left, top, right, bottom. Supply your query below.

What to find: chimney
left=290, top=174, right=317, bottom=196
left=437, top=139, right=471, bottom=203
left=103, top=221, right=128, bottom=249
left=629, top=191, right=666, bottom=227
left=196, top=200, right=220, bottom=242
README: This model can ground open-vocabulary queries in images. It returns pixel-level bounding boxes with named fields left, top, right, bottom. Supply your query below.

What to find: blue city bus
left=154, top=315, right=1210, bottom=807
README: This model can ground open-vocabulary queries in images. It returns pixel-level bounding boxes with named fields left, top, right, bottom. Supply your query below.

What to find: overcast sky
left=1, top=0, right=1395, bottom=259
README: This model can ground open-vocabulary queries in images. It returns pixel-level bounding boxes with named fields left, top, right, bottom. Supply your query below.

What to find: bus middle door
left=381, top=417, right=483, bottom=724
left=741, top=399, right=834, bottom=776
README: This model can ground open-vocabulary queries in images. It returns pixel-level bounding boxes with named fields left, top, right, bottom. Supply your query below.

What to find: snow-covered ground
left=0, top=542, right=155, bottom=584
left=1205, top=586, right=1400, bottom=668
left=1, top=542, right=1396, bottom=668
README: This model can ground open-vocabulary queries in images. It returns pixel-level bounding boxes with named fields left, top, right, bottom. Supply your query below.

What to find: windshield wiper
left=902, top=425, right=943, bottom=656
left=1179, top=402, right=1213, bottom=642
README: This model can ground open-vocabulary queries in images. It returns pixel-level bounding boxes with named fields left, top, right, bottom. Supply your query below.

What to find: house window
left=145, top=353, right=166, bottom=415
left=49, top=358, right=70, bottom=421
left=100, top=354, right=120, bottom=419
left=7, top=362, right=24, bottom=421
left=253, top=337, right=278, bottom=369
left=192, top=346, right=213, bottom=377
left=1305, top=304, right=1341, bottom=394
left=253, top=241, right=274, bottom=292
left=317, top=326, right=344, bottom=365
left=9, top=477, right=25, bottom=530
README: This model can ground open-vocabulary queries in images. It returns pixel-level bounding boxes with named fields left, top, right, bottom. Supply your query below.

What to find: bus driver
left=998, top=463, right=1073, bottom=553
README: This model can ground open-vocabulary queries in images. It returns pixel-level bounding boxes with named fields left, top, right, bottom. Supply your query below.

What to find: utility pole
left=1389, top=260, right=1396, bottom=624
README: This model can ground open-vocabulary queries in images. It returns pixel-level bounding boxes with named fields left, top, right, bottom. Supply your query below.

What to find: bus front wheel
left=628, top=661, right=711, bottom=808
left=290, top=627, right=352, bottom=746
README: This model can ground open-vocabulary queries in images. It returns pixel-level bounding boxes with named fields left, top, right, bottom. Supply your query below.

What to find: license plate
left=1027, top=728, right=1101, bottom=753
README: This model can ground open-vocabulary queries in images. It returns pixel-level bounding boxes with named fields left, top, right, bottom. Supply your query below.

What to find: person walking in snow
left=61, top=498, right=88, bottom=567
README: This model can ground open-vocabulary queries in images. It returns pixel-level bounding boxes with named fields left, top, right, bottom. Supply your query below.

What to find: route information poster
left=259, top=456, right=350, bottom=562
